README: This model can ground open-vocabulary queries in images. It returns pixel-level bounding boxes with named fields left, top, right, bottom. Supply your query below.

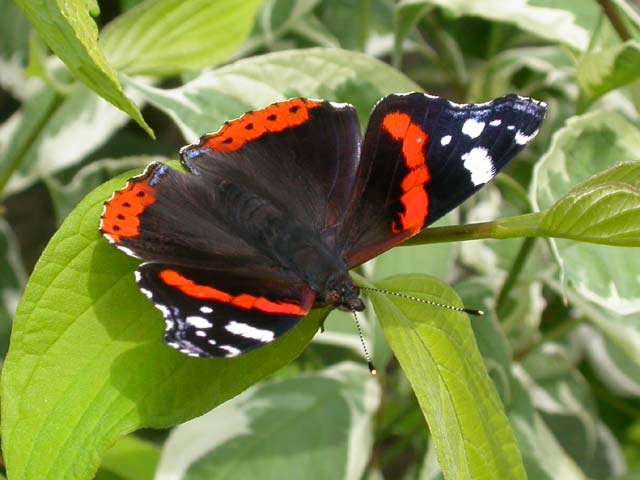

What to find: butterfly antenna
left=352, top=309, right=377, bottom=375
left=360, top=287, right=484, bottom=316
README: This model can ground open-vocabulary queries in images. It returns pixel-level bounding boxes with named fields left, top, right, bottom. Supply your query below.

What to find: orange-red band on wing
left=159, top=269, right=311, bottom=316
left=203, top=99, right=323, bottom=152
left=382, top=112, right=431, bottom=234
left=101, top=180, right=157, bottom=243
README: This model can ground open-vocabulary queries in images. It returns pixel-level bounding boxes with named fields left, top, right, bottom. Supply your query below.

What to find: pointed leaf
left=541, top=163, right=640, bottom=246
left=366, top=274, right=526, bottom=480
left=14, top=0, right=152, bottom=136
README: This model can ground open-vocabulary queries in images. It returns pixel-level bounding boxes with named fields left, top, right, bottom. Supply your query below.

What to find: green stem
left=597, top=0, right=632, bottom=41
left=403, top=212, right=544, bottom=246
left=0, top=91, right=63, bottom=196
left=358, top=0, right=371, bottom=52
left=496, top=237, right=536, bottom=315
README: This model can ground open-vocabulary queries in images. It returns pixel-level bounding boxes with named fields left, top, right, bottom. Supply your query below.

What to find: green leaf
left=13, top=0, right=152, bottom=136
left=541, top=163, right=640, bottom=247
left=578, top=40, right=640, bottom=107
left=396, top=0, right=597, bottom=51
left=154, top=362, right=379, bottom=480
left=509, top=368, right=587, bottom=479
left=100, top=0, right=264, bottom=76
left=366, top=274, right=526, bottom=480
left=1, top=167, right=326, bottom=480
left=99, top=435, right=161, bottom=480
left=532, top=110, right=640, bottom=313
left=125, top=47, right=420, bottom=141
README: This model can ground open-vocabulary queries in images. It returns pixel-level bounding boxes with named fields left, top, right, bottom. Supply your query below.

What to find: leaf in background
left=519, top=346, right=627, bottom=478
left=541, top=163, right=640, bottom=247
left=1, top=83, right=141, bottom=196
left=13, top=0, right=152, bottom=136
left=0, top=0, right=33, bottom=98
left=98, top=435, right=161, bottom=480
left=532, top=110, right=640, bottom=314
left=510, top=367, right=588, bottom=480
left=1, top=167, right=326, bottom=480
left=100, top=0, right=264, bottom=77
left=578, top=40, right=640, bottom=107
left=396, top=0, right=597, bottom=51
left=154, top=362, right=379, bottom=480
left=0, top=219, right=27, bottom=358
left=368, top=274, right=526, bottom=480
left=124, top=48, right=420, bottom=141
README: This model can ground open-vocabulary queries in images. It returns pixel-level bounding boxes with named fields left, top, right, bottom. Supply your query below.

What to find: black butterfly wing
left=341, top=93, right=547, bottom=268
left=136, top=263, right=315, bottom=357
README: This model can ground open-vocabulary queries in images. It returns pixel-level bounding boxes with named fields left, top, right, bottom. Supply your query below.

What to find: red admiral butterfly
left=100, top=93, right=546, bottom=359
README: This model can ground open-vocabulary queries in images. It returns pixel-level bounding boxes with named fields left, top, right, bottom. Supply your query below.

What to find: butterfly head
left=324, top=272, right=365, bottom=312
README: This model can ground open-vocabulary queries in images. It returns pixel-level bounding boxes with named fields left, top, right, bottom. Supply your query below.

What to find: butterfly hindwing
left=341, top=93, right=547, bottom=267
left=136, top=263, right=316, bottom=357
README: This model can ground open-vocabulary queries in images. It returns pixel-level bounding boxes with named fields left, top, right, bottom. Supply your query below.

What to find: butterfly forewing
left=341, top=93, right=547, bottom=268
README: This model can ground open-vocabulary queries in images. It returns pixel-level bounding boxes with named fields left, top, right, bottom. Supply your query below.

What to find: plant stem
left=0, top=91, right=63, bottom=196
left=358, top=0, right=371, bottom=52
left=496, top=237, right=536, bottom=315
left=403, top=212, right=544, bottom=246
left=597, top=0, right=632, bottom=41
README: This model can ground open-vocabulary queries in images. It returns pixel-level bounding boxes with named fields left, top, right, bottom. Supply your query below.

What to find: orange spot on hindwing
left=382, top=112, right=431, bottom=234
left=201, top=98, right=323, bottom=152
left=159, top=270, right=311, bottom=316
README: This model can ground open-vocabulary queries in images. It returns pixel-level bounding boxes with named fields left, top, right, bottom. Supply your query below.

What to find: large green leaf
left=1, top=167, right=326, bottom=480
left=367, top=274, right=526, bottom=480
left=155, top=362, right=379, bottom=480
left=13, top=0, right=152, bottom=136
left=100, top=0, right=264, bottom=76
left=578, top=40, right=640, bottom=107
left=125, top=48, right=420, bottom=141
left=531, top=110, right=640, bottom=313
left=396, top=0, right=597, bottom=51
left=541, top=163, right=640, bottom=247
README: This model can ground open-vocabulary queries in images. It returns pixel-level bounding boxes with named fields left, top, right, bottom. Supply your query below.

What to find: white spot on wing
left=507, top=125, right=515, bottom=130
left=116, top=245, right=138, bottom=258
left=140, top=288, right=153, bottom=299
left=225, top=321, right=275, bottom=343
left=461, top=148, right=494, bottom=186
left=208, top=339, right=217, bottom=345
left=195, top=330, right=207, bottom=337
left=200, top=306, right=213, bottom=314
left=462, top=118, right=485, bottom=138
left=489, top=119, right=502, bottom=126
left=220, top=345, right=241, bottom=357
left=187, top=316, right=213, bottom=329
left=134, top=270, right=142, bottom=282
left=514, top=129, right=539, bottom=145
left=441, top=135, right=452, bottom=146
left=156, top=304, right=171, bottom=317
